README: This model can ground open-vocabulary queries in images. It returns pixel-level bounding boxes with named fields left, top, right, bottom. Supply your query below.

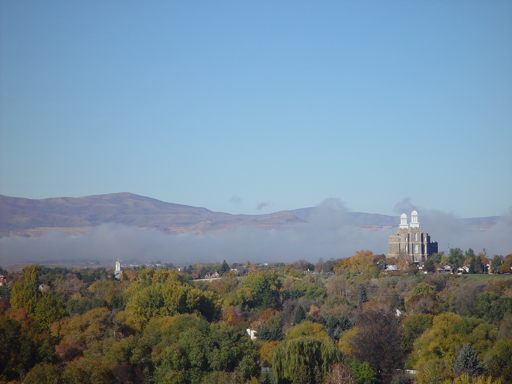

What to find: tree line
left=0, top=249, right=511, bottom=383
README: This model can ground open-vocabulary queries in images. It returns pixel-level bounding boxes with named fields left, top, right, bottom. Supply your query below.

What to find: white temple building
left=388, top=210, right=438, bottom=262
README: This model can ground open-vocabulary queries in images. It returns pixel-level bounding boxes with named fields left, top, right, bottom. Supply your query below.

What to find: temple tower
left=388, top=210, right=438, bottom=262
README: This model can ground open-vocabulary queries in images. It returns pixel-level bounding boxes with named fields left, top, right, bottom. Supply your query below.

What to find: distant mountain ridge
left=0, top=193, right=305, bottom=237
left=0, top=193, right=503, bottom=238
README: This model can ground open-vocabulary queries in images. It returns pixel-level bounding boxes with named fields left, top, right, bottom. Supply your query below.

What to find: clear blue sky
left=1, top=1, right=511, bottom=218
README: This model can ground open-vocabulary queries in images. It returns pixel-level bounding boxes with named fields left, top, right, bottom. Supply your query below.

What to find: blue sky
left=1, top=1, right=511, bottom=218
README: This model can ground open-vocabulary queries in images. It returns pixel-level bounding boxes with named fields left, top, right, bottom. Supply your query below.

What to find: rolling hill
left=0, top=193, right=503, bottom=238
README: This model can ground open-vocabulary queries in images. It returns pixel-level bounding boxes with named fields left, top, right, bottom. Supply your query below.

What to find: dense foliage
left=0, top=249, right=511, bottom=383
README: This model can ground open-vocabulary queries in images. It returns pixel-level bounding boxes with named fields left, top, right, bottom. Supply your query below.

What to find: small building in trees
left=204, top=271, right=220, bottom=279
left=388, top=210, right=438, bottom=263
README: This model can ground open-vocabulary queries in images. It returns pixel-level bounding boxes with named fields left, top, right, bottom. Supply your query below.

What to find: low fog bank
left=1, top=201, right=510, bottom=266
left=0, top=223, right=394, bottom=266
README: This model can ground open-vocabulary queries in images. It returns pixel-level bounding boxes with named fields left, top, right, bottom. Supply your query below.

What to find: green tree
left=24, top=363, right=63, bottom=384
left=273, top=336, right=343, bottom=384
left=0, top=315, right=21, bottom=381
left=405, top=283, right=438, bottom=315
left=285, top=321, right=331, bottom=342
left=469, top=258, right=476, bottom=274
left=465, top=248, right=476, bottom=262
left=125, top=281, right=220, bottom=329
left=242, top=270, right=282, bottom=310
left=498, top=255, right=512, bottom=274
left=409, top=282, right=436, bottom=298
left=474, top=256, right=484, bottom=274
left=62, top=357, right=113, bottom=384
left=11, top=264, right=41, bottom=315
left=294, top=305, right=306, bottom=325
left=134, top=314, right=259, bottom=383
left=401, top=314, right=433, bottom=353
left=491, top=256, right=503, bottom=274
left=486, top=340, right=512, bottom=382
left=409, top=313, right=498, bottom=376
left=453, top=343, right=484, bottom=379
left=257, top=325, right=284, bottom=341
left=208, top=324, right=260, bottom=380
left=34, top=295, right=68, bottom=331
left=430, top=252, right=444, bottom=264
left=357, top=285, right=368, bottom=308
left=350, top=360, right=377, bottom=384
left=449, top=248, right=465, bottom=268
left=476, top=292, right=512, bottom=324
left=218, top=260, right=231, bottom=276
left=326, top=315, right=351, bottom=340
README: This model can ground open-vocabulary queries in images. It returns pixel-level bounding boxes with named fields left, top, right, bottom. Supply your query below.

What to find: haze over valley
left=1, top=193, right=510, bottom=267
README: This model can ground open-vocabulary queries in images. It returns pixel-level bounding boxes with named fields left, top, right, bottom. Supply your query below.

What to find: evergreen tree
left=453, top=343, right=484, bottom=379
left=294, top=305, right=306, bottom=325
left=358, top=285, right=368, bottom=308
left=474, top=256, right=484, bottom=274
left=469, top=257, right=476, bottom=274
left=269, top=325, right=284, bottom=341
left=219, top=260, right=230, bottom=276
left=258, top=325, right=284, bottom=342
left=257, top=326, right=271, bottom=341
left=326, top=315, right=352, bottom=340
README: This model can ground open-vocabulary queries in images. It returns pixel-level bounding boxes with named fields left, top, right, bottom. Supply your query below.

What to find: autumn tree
left=423, top=258, right=435, bottom=273
left=124, top=280, right=220, bottom=329
left=34, top=294, right=68, bottom=331
left=284, top=321, right=331, bottom=343
left=350, top=305, right=402, bottom=383
left=409, top=313, right=498, bottom=380
left=486, top=340, right=512, bottom=382
left=335, top=251, right=378, bottom=280
left=315, top=257, right=325, bottom=273
left=24, top=364, right=63, bottom=384
left=405, top=282, right=438, bottom=314
left=11, top=265, right=41, bottom=315
left=401, top=314, right=433, bottom=354
left=325, top=362, right=355, bottom=384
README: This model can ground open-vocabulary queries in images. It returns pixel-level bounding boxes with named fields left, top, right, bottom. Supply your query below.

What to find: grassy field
left=453, top=273, right=512, bottom=286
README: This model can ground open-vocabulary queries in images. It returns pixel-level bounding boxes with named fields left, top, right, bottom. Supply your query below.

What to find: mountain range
left=0, top=192, right=502, bottom=238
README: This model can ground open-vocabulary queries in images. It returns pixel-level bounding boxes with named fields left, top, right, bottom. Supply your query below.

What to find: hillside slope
left=0, top=193, right=304, bottom=237
left=0, top=193, right=502, bottom=237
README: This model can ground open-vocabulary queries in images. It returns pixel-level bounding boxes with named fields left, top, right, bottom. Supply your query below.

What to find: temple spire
left=410, top=210, right=419, bottom=228
left=399, top=213, right=408, bottom=229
